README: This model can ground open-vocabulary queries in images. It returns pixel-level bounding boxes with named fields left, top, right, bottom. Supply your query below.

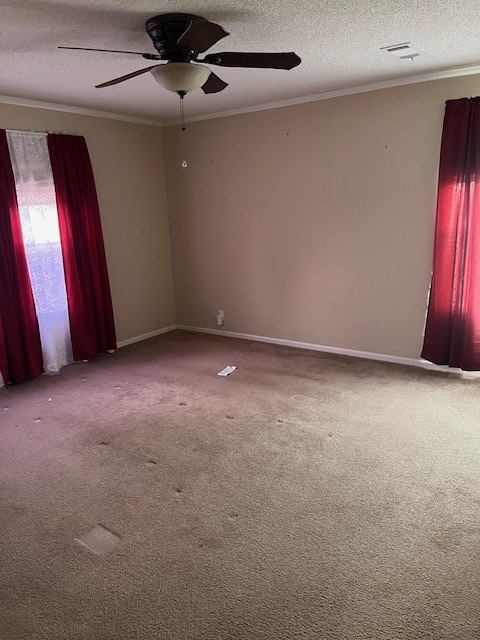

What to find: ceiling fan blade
left=177, top=20, right=229, bottom=54
left=95, top=65, right=160, bottom=88
left=202, top=51, right=301, bottom=70
left=201, top=72, right=228, bottom=94
left=59, top=46, right=161, bottom=60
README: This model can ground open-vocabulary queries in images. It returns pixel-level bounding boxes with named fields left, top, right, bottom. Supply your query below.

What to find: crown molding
left=0, top=94, right=164, bottom=127
left=167, top=62, right=480, bottom=126
left=2, top=61, right=480, bottom=128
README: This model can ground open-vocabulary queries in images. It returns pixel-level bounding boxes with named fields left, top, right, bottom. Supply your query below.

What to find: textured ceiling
left=1, top=0, right=480, bottom=124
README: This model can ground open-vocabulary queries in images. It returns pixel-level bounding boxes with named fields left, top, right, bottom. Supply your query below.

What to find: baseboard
left=117, top=323, right=477, bottom=376
left=176, top=324, right=468, bottom=373
left=117, top=325, right=177, bottom=348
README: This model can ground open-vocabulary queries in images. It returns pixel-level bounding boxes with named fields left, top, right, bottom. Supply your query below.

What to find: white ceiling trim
left=178, top=62, right=480, bottom=125
left=1, top=62, right=480, bottom=129
left=0, top=94, right=164, bottom=127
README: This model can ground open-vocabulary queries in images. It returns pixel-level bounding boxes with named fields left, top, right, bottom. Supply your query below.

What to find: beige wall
left=0, top=103, right=176, bottom=343
left=163, top=74, right=480, bottom=359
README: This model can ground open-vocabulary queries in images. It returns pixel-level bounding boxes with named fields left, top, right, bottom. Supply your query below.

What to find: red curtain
left=422, top=97, right=480, bottom=370
left=47, top=134, right=116, bottom=361
left=0, top=129, right=43, bottom=384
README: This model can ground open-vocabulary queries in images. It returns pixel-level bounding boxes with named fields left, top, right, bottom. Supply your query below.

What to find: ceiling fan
left=59, top=13, right=302, bottom=97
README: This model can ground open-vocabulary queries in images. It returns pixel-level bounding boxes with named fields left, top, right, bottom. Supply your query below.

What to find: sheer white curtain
left=7, top=131, right=73, bottom=373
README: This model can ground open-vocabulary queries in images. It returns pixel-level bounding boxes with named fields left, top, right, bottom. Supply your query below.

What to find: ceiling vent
left=381, top=42, right=419, bottom=60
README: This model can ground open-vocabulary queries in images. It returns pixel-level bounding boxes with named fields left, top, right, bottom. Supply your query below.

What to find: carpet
left=1, top=330, right=479, bottom=639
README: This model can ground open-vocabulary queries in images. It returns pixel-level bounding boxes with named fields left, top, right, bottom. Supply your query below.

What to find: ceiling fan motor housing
left=145, top=13, right=206, bottom=61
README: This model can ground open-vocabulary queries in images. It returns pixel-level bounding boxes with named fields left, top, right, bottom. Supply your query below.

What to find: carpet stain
left=198, top=537, right=222, bottom=550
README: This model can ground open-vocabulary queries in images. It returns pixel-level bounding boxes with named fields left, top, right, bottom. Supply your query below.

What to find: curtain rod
left=6, top=128, right=80, bottom=136
left=7, top=129, right=46, bottom=135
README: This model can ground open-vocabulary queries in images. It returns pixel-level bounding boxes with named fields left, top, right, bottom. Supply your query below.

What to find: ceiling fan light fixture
left=150, top=62, right=210, bottom=93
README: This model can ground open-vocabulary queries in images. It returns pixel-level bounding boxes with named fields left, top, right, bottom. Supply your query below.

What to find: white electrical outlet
left=215, top=309, right=225, bottom=326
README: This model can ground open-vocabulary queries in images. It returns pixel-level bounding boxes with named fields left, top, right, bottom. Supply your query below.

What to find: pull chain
left=179, top=92, right=187, bottom=132
left=178, top=91, right=188, bottom=168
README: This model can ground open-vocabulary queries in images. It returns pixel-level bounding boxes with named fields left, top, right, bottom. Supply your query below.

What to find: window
left=7, top=131, right=73, bottom=373
left=0, top=129, right=116, bottom=387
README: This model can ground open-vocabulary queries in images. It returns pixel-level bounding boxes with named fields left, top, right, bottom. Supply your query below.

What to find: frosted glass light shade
left=150, top=63, right=211, bottom=93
